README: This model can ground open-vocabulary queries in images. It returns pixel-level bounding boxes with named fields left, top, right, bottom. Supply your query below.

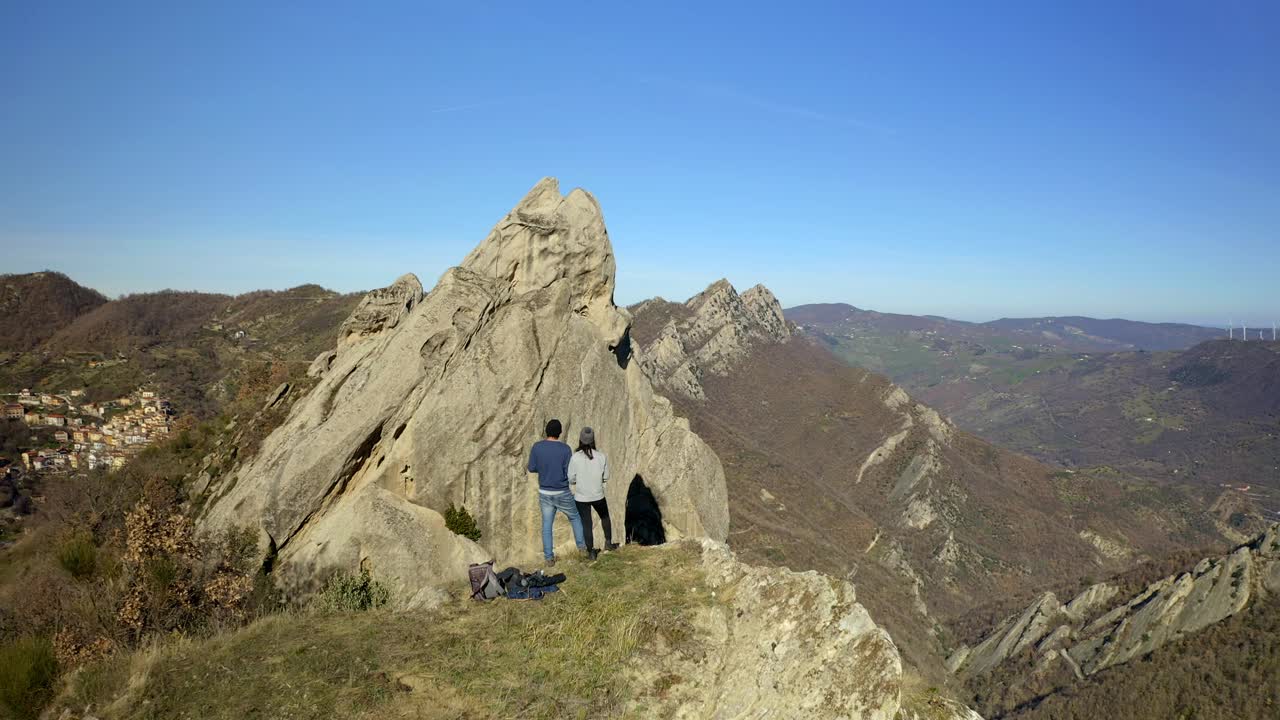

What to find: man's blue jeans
left=539, top=490, right=586, bottom=560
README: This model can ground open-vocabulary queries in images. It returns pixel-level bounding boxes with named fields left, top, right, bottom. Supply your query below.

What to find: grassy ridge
left=53, top=545, right=708, bottom=720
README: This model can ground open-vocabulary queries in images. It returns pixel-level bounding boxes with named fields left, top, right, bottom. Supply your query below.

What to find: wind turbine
left=1229, top=319, right=1234, bottom=340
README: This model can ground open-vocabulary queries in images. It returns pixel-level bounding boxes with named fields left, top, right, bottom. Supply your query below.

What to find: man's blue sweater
left=527, top=439, right=572, bottom=492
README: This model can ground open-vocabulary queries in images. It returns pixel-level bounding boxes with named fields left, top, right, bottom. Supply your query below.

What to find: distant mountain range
left=789, top=301, right=1280, bottom=525
left=787, top=303, right=1224, bottom=353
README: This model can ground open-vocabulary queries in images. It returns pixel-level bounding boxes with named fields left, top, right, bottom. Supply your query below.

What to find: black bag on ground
left=496, top=566, right=525, bottom=590
left=526, top=570, right=566, bottom=588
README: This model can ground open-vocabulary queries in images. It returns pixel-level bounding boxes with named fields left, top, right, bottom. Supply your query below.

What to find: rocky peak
left=686, top=277, right=737, bottom=309
left=199, top=177, right=728, bottom=605
left=461, top=177, right=626, bottom=344
left=633, top=279, right=792, bottom=398
left=741, top=283, right=790, bottom=339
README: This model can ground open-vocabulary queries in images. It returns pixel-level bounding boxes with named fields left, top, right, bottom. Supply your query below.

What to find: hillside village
left=2, top=386, right=173, bottom=473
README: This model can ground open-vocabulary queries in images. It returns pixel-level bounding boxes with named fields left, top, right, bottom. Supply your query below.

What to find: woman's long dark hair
left=577, top=441, right=596, bottom=460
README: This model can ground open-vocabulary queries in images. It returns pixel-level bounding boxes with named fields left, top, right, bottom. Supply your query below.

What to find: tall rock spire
left=461, top=178, right=627, bottom=345
left=198, top=178, right=728, bottom=603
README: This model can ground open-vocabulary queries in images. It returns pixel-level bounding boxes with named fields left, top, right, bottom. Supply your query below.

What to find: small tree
left=56, top=531, right=97, bottom=580
left=445, top=504, right=482, bottom=541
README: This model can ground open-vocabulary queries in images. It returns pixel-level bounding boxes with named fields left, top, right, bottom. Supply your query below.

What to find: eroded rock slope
left=950, top=523, right=1280, bottom=686
left=633, top=540, right=905, bottom=720
left=632, top=280, right=791, bottom=399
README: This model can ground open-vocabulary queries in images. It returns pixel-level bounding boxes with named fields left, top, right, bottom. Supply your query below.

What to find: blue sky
left=2, top=2, right=1277, bottom=325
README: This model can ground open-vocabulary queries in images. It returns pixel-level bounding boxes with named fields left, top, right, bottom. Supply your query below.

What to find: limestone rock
left=1069, top=544, right=1254, bottom=674
left=631, top=540, right=910, bottom=720
left=262, top=382, right=290, bottom=411
left=953, top=524, right=1279, bottom=683
left=198, top=179, right=728, bottom=602
left=635, top=278, right=792, bottom=398
left=741, top=284, right=790, bottom=339
left=307, top=349, right=337, bottom=378
left=1063, top=582, right=1117, bottom=621
left=960, top=592, right=1064, bottom=676
left=337, top=273, right=423, bottom=351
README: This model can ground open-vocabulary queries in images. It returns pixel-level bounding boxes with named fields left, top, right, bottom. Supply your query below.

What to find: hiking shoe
left=546, top=556, right=556, bottom=567
left=588, top=549, right=600, bottom=561
left=605, top=543, right=620, bottom=551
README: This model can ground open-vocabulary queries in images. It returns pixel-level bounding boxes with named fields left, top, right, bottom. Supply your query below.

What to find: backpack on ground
left=468, top=561, right=505, bottom=601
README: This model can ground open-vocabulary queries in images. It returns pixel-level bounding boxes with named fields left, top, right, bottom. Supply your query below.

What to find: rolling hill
left=788, top=303, right=1223, bottom=353
left=0, top=280, right=362, bottom=417
left=0, top=272, right=108, bottom=351
left=790, top=303, right=1279, bottom=526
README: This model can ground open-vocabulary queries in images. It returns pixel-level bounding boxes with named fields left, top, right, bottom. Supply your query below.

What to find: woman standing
left=569, top=427, right=617, bottom=558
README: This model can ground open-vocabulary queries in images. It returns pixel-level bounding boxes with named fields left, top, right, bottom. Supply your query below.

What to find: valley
left=0, top=183, right=1273, bottom=720
left=790, top=304, right=1280, bottom=524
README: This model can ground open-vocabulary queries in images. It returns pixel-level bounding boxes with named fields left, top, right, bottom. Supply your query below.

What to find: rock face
left=198, top=178, right=729, bottom=601
left=336, top=273, right=423, bottom=350
left=949, top=523, right=1280, bottom=681
left=632, top=541, right=919, bottom=720
left=632, top=279, right=792, bottom=399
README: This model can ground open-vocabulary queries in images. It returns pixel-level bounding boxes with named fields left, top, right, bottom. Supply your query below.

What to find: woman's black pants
left=574, top=498, right=612, bottom=550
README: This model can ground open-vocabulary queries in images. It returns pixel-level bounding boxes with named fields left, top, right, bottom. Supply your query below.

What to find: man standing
left=527, top=419, right=586, bottom=565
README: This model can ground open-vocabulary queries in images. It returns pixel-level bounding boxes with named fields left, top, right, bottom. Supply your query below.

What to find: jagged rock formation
left=949, top=524, right=1280, bottom=686
left=632, top=280, right=792, bottom=399
left=336, top=273, right=423, bottom=350
left=633, top=540, right=904, bottom=720
left=198, top=178, right=729, bottom=601
left=632, top=540, right=982, bottom=720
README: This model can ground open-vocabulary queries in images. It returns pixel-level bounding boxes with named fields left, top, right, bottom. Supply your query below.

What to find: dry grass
left=53, top=544, right=709, bottom=720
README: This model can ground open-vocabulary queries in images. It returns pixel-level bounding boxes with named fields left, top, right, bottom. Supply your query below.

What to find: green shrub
left=313, top=569, right=390, bottom=612
left=0, top=636, right=58, bottom=719
left=56, top=532, right=97, bottom=580
left=444, top=503, right=482, bottom=541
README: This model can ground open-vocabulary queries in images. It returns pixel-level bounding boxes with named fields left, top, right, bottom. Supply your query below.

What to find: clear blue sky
left=2, top=2, right=1277, bottom=325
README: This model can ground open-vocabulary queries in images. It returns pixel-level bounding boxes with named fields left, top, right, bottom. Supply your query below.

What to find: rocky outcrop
left=631, top=541, right=982, bottom=720
left=634, top=279, right=792, bottom=399
left=198, top=178, right=729, bottom=602
left=336, top=273, right=423, bottom=351
left=949, top=523, right=1280, bottom=681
